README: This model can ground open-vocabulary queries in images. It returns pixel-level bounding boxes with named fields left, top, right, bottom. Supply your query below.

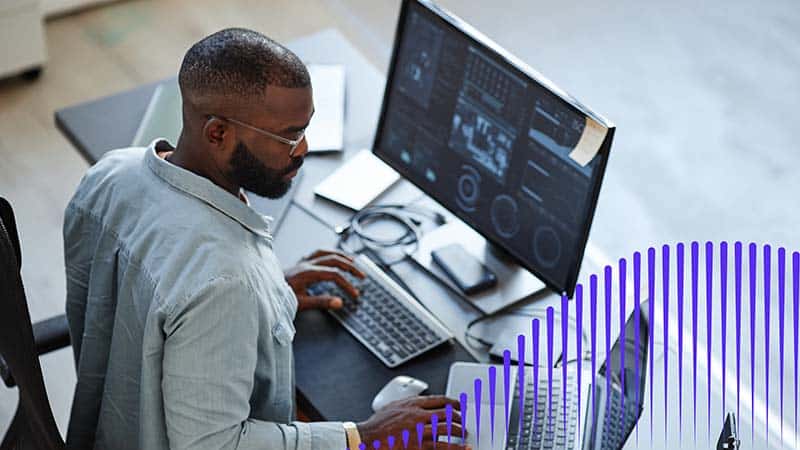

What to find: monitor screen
left=373, top=0, right=614, bottom=295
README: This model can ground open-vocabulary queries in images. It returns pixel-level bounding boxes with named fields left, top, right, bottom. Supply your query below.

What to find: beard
left=229, top=141, right=303, bottom=199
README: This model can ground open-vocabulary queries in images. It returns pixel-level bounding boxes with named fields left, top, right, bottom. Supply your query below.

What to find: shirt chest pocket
left=270, top=317, right=296, bottom=415
left=272, top=319, right=295, bottom=346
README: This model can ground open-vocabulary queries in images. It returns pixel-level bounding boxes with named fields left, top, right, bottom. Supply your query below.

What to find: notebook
left=314, top=150, right=400, bottom=210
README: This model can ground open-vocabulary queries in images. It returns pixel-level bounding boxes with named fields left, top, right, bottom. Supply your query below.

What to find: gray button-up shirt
left=64, top=140, right=345, bottom=450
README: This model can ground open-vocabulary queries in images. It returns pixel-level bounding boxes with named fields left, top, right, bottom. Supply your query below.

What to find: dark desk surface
left=53, top=28, right=489, bottom=422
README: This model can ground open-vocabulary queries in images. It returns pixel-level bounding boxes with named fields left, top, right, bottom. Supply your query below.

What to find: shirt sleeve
left=162, top=275, right=346, bottom=450
left=63, top=202, right=90, bottom=365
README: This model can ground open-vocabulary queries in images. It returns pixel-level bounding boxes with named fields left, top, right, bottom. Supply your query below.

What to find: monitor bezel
left=371, top=0, right=615, bottom=297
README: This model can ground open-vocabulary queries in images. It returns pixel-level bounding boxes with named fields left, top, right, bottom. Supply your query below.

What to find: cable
left=336, top=203, right=446, bottom=266
left=464, top=306, right=590, bottom=368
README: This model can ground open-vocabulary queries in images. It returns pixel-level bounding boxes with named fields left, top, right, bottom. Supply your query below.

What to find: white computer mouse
left=371, top=375, right=429, bottom=412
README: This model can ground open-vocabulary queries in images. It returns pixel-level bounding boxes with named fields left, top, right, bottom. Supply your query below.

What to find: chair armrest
left=1, top=314, right=71, bottom=388
left=32, top=314, right=71, bottom=356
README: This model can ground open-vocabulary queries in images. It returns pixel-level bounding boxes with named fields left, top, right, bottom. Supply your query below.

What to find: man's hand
left=357, top=396, right=469, bottom=450
left=285, top=250, right=365, bottom=311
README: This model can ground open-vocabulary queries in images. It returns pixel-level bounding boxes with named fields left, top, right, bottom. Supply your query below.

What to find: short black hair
left=179, top=28, right=310, bottom=100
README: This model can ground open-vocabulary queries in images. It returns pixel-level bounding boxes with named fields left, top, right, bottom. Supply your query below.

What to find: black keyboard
left=507, top=370, right=579, bottom=450
left=306, top=255, right=452, bottom=368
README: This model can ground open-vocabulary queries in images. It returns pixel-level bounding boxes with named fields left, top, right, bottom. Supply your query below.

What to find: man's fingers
left=309, top=254, right=366, bottom=279
left=305, top=249, right=354, bottom=263
left=421, top=422, right=465, bottom=438
left=406, top=395, right=462, bottom=410
left=315, top=267, right=360, bottom=297
left=301, top=267, right=360, bottom=298
left=422, top=429, right=470, bottom=450
left=427, top=408, right=462, bottom=424
left=297, top=294, right=343, bottom=311
left=423, top=443, right=470, bottom=450
left=407, top=408, right=462, bottom=425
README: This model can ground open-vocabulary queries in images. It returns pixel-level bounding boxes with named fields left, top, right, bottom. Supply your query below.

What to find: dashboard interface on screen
left=373, top=0, right=613, bottom=295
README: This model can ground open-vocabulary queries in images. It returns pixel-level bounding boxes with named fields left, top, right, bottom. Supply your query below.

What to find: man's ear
left=202, top=116, right=229, bottom=146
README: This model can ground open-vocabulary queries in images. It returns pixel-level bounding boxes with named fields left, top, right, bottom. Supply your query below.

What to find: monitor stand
left=411, top=220, right=547, bottom=316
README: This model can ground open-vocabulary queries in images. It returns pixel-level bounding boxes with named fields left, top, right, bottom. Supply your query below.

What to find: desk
left=53, top=28, right=571, bottom=423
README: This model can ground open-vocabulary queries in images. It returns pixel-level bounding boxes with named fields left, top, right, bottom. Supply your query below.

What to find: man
left=64, top=28, right=466, bottom=450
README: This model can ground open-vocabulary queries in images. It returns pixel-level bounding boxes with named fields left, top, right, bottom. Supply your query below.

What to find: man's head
left=177, top=28, right=313, bottom=198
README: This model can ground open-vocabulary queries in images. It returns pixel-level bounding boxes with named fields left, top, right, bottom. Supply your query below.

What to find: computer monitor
left=372, top=0, right=615, bottom=296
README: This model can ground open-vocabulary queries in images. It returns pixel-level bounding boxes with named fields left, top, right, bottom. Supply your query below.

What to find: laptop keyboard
left=306, top=256, right=451, bottom=368
left=597, top=384, right=640, bottom=450
left=507, top=371, right=579, bottom=450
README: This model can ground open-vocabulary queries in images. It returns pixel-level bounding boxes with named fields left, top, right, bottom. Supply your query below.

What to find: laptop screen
left=598, top=300, right=651, bottom=406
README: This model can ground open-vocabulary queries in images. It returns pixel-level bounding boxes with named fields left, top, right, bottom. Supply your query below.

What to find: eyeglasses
left=208, top=114, right=306, bottom=157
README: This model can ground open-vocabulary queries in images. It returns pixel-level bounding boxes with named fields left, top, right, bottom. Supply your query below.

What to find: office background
left=0, top=0, right=798, bottom=443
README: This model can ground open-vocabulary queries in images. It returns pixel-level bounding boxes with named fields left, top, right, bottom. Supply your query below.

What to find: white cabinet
left=0, top=0, right=47, bottom=79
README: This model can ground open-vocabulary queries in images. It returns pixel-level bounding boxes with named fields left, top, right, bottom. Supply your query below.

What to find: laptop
left=446, top=301, right=650, bottom=450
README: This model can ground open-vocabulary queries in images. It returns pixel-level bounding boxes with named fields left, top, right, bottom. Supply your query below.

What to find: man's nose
left=293, top=137, right=310, bottom=159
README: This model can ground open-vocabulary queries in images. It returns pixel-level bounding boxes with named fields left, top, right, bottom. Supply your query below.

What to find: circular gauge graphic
left=456, top=165, right=481, bottom=212
left=490, top=194, right=520, bottom=238
left=532, top=226, right=562, bottom=269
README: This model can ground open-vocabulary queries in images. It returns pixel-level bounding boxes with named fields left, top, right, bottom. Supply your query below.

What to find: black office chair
left=0, top=197, right=70, bottom=450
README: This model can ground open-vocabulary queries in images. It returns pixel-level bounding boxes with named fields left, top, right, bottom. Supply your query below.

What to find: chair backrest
left=0, top=197, right=64, bottom=450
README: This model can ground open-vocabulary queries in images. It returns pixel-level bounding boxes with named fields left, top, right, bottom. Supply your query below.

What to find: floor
left=0, top=0, right=798, bottom=447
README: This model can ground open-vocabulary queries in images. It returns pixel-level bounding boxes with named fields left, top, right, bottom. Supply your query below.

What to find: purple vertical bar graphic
left=388, top=435, right=396, bottom=450
left=677, top=243, right=685, bottom=436
left=488, top=366, right=496, bottom=444
left=749, top=243, right=756, bottom=441
left=691, top=241, right=699, bottom=443
left=779, top=247, right=786, bottom=442
left=605, top=265, right=613, bottom=421
left=793, top=251, right=799, bottom=446
left=648, top=246, right=656, bottom=444
left=705, top=241, right=713, bottom=435
left=474, top=379, right=482, bottom=446
left=590, top=274, right=599, bottom=423
left=402, top=429, right=410, bottom=450
left=575, top=283, right=584, bottom=439
left=416, top=422, right=424, bottom=450
left=374, top=440, right=381, bottom=450
left=445, top=404, right=453, bottom=444
left=517, top=334, right=525, bottom=436
left=734, top=242, right=743, bottom=423
left=532, top=319, right=540, bottom=440
left=503, top=350, right=511, bottom=436
left=561, top=294, right=569, bottom=431
left=619, top=257, right=627, bottom=423
left=360, top=443, right=367, bottom=450
left=720, top=241, right=728, bottom=415
left=662, top=245, right=670, bottom=434
left=547, top=307, right=555, bottom=435
left=633, top=251, right=642, bottom=443
left=459, top=393, right=467, bottom=444
left=431, top=415, right=438, bottom=447
left=764, top=244, right=771, bottom=444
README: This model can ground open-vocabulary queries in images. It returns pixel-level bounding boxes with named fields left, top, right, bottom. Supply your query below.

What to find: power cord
left=335, top=203, right=446, bottom=266
left=464, top=306, right=590, bottom=368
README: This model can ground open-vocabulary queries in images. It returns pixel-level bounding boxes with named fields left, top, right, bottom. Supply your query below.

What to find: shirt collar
left=145, top=139, right=273, bottom=241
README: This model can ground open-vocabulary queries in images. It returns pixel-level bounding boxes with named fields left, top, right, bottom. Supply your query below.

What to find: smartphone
left=431, top=244, right=497, bottom=296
